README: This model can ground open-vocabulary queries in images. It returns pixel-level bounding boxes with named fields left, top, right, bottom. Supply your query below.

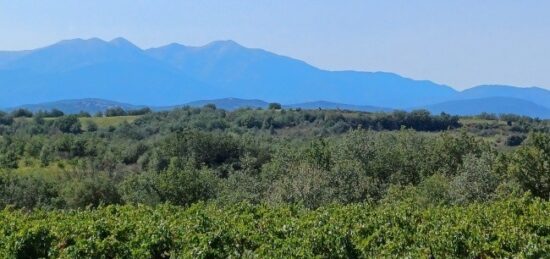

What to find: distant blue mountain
left=423, top=97, right=550, bottom=119
left=174, top=99, right=391, bottom=112
left=5, top=97, right=550, bottom=119
left=0, top=37, right=457, bottom=108
left=0, top=37, right=550, bottom=118
left=0, top=38, right=219, bottom=107
left=181, top=98, right=269, bottom=110
left=6, top=98, right=390, bottom=114
left=453, top=85, right=550, bottom=109
left=286, top=101, right=391, bottom=112
left=146, top=41, right=456, bottom=108
left=9, top=98, right=145, bottom=114
left=0, top=50, right=31, bottom=67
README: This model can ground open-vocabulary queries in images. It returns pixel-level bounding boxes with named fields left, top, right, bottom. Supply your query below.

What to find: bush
left=0, top=112, right=13, bottom=125
left=506, top=135, right=526, bottom=146
left=0, top=172, right=61, bottom=209
left=449, top=154, right=499, bottom=204
left=268, top=103, right=282, bottom=110
left=127, top=107, right=152, bottom=116
left=105, top=107, right=128, bottom=117
left=0, top=150, right=18, bottom=169
left=86, top=121, right=98, bottom=132
left=60, top=173, right=122, bottom=208
left=0, top=198, right=549, bottom=257
left=54, top=115, right=82, bottom=134
left=10, top=108, right=33, bottom=118
left=509, top=133, right=550, bottom=199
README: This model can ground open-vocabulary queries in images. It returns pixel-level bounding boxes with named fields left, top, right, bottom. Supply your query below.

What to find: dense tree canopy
left=0, top=106, right=547, bottom=210
left=0, top=105, right=549, bottom=256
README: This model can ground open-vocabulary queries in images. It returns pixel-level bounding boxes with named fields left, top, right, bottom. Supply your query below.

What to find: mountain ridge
left=5, top=97, right=549, bottom=119
left=0, top=37, right=456, bottom=108
left=454, top=85, right=550, bottom=109
left=423, top=97, right=550, bottom=119
left=0, top=37, right=549, bottom=117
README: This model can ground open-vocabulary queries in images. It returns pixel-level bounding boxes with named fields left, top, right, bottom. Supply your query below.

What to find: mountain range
left=1, top=37, right=550, bottom=118
left=8, top=98, right=392, bottom=114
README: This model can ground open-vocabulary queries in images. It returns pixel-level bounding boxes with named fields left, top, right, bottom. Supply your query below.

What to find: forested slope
left=0, top=106, right=549, bottom=257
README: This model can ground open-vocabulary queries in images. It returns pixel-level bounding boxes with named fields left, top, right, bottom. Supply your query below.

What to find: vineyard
left=1, top=107, right=550, bottom=257
left=1, top=197, right=549, bottom=258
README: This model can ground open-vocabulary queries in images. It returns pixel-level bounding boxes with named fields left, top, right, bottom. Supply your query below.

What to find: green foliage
left=449, top=153, right=499, bottom=204
left=85, top=120, right=98, bottom=132
left=120, top=160, right=219, bottom=206
left=60, top=172, right=122, bottom=208
left=0, top=111, right=14, bottom=126
left=11, top=108, right=33, bottom=118
left=156, top=130, right=242, bottom=171
left=36, top=108, right=64, bottom=118
left=127, top=107, right=152, bottom=116
left=0, top=198, right=549, bottom=257
left=1, top=106, right=550, bottom=256
left=156, top=160, right=219, bottom=206
left=0, top=172, right=61, bottom=209
left=53, top=115, right=82, bottom=134
left=0, top=150, right=18, bottom=169
left=268, top=102, right=282, bottom=110
left=509, top=132, right=550, bottom=199
left=506, top=135, right=525, bottom=146
left=105, top=107, right=127, bottom=117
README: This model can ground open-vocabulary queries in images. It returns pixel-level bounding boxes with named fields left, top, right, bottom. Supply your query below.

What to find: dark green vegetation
left=1, top=198, right=549, bottom=258
left=1, top=106, right=550, bottom=257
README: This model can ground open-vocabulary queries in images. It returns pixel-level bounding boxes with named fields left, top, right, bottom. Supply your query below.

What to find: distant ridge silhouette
left=6, top=97, right=550, bottom=119
left=1, top=37, right=550, bottom=118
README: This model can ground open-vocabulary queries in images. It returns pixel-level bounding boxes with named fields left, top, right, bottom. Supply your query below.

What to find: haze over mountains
left=1, top=37, right=550, bottom=118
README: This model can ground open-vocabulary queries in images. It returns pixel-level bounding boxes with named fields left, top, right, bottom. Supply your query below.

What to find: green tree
left=60, top=172, right=121, bottom=208
left=155, top=159, right=219, bottom=206
left=268, top=103, right=282, bottom=110
left=54, top=115, right=82, bottom=134
left=0, top=150, right=18, bottom=169
left=449, top=153, right=499, bottom=204
left=105, top=107, right=127, bottom=117
left=0, top=172, right=61, bottom=209
left=267, top=162, right=332, bottom=208
left=0, top=111, right=13, bottom=125
left=11, top=108, right=33, bottom=118
left=86, top=121, right=98, bottom=132
left=509, top=133, right=550, bottom=199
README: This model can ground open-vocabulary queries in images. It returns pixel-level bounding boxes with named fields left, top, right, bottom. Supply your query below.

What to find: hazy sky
left=1, top=0, right=549, bottom=90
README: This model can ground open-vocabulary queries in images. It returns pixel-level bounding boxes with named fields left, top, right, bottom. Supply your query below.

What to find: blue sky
left=1, top=0, right=549, bottom=90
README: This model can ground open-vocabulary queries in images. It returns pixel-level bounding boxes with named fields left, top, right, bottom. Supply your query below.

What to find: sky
left=0, top=0, right=549, bottom=90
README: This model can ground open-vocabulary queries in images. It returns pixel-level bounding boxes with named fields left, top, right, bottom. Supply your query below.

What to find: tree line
left=0, top=105, right=548, bottom=209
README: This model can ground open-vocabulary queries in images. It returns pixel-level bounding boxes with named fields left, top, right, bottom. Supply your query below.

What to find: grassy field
left=459, top=117, right=508, bottom=126
left=79, top=115, right=140, bottom=128
left=30, top=116, right=140, bottom=129
left=16, top=115, right=140, bottom=129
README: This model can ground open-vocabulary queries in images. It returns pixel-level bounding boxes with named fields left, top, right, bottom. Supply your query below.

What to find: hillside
left=0, top=38, right=218, bottom=107
left=1, top=38, right=550, bottom=117
left=0, top=38, right=455, bottom=108
left=10, top=98, right=144, bottom=114
left=454, top=85, right=550, bottom=109
left=5, top=96, right=550, bottom=119
left=182, top=98, right=269, bottom=110
left=423, top=97, right=550, bottom=118
left=286, top=101, right=391, bottom=112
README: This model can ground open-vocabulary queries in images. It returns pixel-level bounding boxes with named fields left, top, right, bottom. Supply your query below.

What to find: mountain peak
left=109, top=37, right=139, bottom=49
left=48, top=37, right=140, bottom=50
left=53, top=37, right=108, bottom=48
left=165, top=42, right=186, bottom=48
left=2, top=37, right=549, bottom=117
left=204, top=40, right=245, bottom=50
